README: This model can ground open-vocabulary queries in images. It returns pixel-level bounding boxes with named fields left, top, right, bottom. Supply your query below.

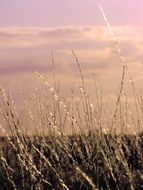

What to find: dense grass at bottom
left=0, top=131, right=143, bottom=190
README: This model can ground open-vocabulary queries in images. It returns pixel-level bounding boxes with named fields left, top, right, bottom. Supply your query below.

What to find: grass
left=0, top=54, right=143, bottom=189
left=0, top=125, right=143, bottom=189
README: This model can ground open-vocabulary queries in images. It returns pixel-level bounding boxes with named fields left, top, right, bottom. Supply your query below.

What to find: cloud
left=0, top=25, right=143, bottom=108
left=0, top=26, right=112, bottom=48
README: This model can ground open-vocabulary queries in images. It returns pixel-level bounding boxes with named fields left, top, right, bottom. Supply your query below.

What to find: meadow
left=0, top=6, right=143, bottom=189
left=0, top=50, right=143, bottom=189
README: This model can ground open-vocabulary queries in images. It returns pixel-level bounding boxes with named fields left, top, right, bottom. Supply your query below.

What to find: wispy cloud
left=0, top=26, right=142, bottom=102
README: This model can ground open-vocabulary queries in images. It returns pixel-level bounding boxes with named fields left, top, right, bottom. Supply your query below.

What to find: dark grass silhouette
left=0, top=131, right=143, bottom=190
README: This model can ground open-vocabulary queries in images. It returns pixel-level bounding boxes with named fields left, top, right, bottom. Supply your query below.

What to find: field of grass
left=0, top=7, right=143, bottom=189
left=0, top=131, right=143, bottom=190
left=0, top=53, right=143, bottom=189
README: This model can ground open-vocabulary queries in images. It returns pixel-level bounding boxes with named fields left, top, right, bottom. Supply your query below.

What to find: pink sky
left=0, top=0, right=142, bottom=27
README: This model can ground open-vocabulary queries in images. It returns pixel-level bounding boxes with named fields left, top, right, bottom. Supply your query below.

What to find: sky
left=0, top=0, right=143, bottom=125
left=0, top=0, right=142, bottom=27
